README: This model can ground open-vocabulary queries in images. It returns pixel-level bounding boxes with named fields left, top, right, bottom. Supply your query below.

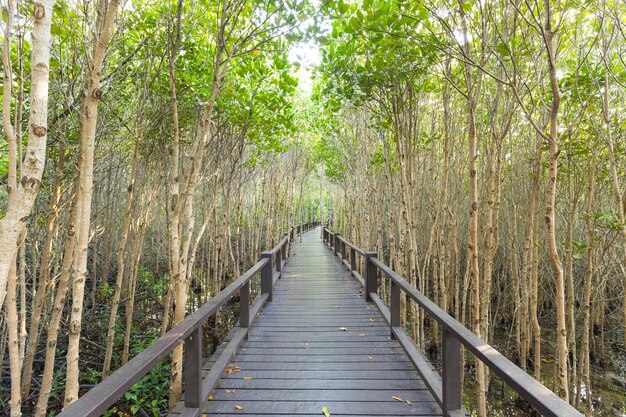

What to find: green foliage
left=313, top=136, right=346, bottom=182
left=102, top=360, right=170, bottom=417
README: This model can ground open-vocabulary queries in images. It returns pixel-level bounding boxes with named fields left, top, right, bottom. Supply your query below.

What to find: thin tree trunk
left=64, top=0, right=119, bottom=407
left=35, top=196, right=79, bottom=417
left=21, top=141, right=66, bottom=399
left=102, top=106, right=144, bottom=379
left=542, top=0, right=568, bottom=400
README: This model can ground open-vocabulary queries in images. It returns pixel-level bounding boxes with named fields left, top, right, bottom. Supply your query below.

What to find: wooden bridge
left=58, top=224, right=583, bottom=417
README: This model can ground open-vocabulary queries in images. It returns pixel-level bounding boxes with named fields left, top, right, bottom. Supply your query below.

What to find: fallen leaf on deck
left=243, top=376, right=253, bottom=380
left=358, top=333, right=366, bottom=336
left=235, top=405, right=244, bottom=410
left=225, top=389, right=234, bottom=393
left=322, top=405, right=331, bottom=416
left=369, top=317, right=375, bottom=321
left=208, top=395, right=214, bottom=401
left=225, top=366, right=241, bottom=375
left=368, top=356, right=373, bottom=360
left=338, top=327, right=348, bottom=331
left=405, top=400, right=412, bottom=405
left=392, top=396, right=403, bottom=401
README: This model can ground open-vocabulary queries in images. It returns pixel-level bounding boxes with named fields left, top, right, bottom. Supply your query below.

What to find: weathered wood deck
left=192, top=228, right=442, bottom=417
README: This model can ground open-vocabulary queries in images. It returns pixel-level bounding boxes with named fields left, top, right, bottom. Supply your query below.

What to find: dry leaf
left=405, top=400, right=412, bottom=405
left=369, top=317, right=375, bottom=321
left=243, top=376, right=253, bottom=380
left=358, top=333, right=366, bottom=336
left=322, top=405, right=331, bottom=416
left=338, top=327, right=348, bottom=331
left=208, top=395, right=214, bottom=401
left=392, top=396, right=403, bottom=401
left=368, top=356, right=373, bottom=360
left=251, top=49, right=260, bottom=55
left=235, top=405, right=244, bottom=410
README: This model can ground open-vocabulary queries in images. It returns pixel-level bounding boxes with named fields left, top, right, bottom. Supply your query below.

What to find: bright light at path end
left=288, top=43, right=321, bottom=68
left=289, top=42, right=321, bottom=94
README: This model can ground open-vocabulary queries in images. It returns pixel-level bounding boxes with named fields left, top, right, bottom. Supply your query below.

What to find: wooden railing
left=322, top=227, right=583, bottom=417
left=58, top=221, right=320, bottom=417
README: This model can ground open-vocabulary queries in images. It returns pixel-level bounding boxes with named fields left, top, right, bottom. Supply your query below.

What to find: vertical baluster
left=184, top=327, right=203, bottom=410
left=390, top=280, right=400, bottom=340
left=350, top=247, right=356, bottom=273
left=240, top=281, right=250, bottom=328
left=276, top=247, right=282, bottom=273
left=281, top=238, right=287, bottom=262
left=261, top=252, right=273, bottom=302
left=365, top=251, right=377, bottom=302
left=442, top=327, right=462, bottom=415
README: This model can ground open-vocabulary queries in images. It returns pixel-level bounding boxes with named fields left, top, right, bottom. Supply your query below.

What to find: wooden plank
left=205, top=400, right=439, bottom=415
left=223, top=361, right=413, bottom=371
left=210, top=389, right=430, bottom=401
left=234, top=354, right=410, bottom=362
left=218, top=379, right=427, bottom=390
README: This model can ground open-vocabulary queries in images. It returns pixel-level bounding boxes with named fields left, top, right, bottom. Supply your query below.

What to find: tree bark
left=63, top=0, right=119, bottom=407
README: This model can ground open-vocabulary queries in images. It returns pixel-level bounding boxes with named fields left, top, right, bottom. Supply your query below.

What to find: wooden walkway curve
left=195, top=228, right=441, bottom=416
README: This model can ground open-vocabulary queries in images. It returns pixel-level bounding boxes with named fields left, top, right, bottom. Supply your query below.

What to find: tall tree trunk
left=542, top=0, right=568, bottom=400
left=0, top=0, right=53, bottom=312
left=102, top=121, right=143, bottom=378
left=21, top=141, right=66, bottom=399
left=64, top=0, right=119, bottom=407
left=578, top=150, right=596, bottom=415
left=35, top=196, right=79, bottom=417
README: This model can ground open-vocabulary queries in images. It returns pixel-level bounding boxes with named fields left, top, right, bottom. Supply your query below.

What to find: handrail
left=59, top=221, right=319, bottom=417
left=322, top=227, right=583, bottom=417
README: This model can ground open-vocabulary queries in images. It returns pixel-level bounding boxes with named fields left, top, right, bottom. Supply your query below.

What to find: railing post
left=350, top=247, right=356, bottom=272
left=276, top=247, right=282, bottom=273
left=240, top=281, right=250, bottom=328
left=290, top=227, right=294, bottom=243
left=184, top=327, right=203, bottom=410
left=442, top=327, right=462, bottom=416
left=390, top=280, right=400, bottom=340
left=261, top=252, right=273, bottom=302
left=334, top=233, right=340, bottom=256
left=364, top=251, right=377, bottom=301
left=281, top=238, right=287, bottom=261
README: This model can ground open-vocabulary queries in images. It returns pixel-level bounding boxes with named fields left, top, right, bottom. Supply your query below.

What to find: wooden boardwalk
left=201, top=228, right=442, bottom=416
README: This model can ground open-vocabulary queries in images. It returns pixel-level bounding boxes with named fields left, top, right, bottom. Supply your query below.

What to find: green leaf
left=418, top=7, right=429, bottom=21
left=322, top=405, right=331, bottom=416
left=495, top=43, right=510, bottom=56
